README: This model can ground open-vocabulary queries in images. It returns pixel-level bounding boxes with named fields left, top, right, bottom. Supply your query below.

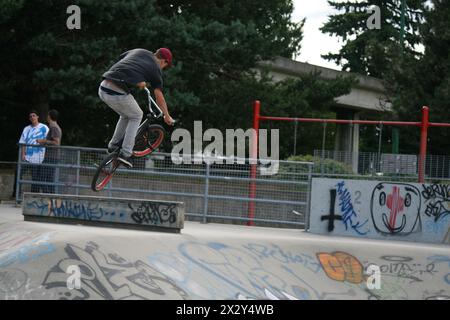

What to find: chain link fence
left=313, top=149, right=450, bottom=183
left=16, top=144, right=313, bottom=229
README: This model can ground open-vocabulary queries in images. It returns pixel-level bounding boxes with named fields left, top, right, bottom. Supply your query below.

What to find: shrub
left=286, top=155, right=353, bottom=174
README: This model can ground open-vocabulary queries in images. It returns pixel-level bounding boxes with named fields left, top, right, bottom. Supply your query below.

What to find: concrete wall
left=1, top=205, right=450, bottom=300
left=0, top=171, right=14, bottom=200
left=310, top=178, right=450, bottom=245
left=22, top=193, right=185, bottom=232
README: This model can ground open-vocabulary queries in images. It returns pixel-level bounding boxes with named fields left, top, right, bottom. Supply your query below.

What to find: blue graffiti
left=27, top=200, right=49, bottom=215
left=424, top=215, right=450, bottom=235
left=178, top=242, right=296, bottom=299
left=0, top=233, right=55, bottom=267
left=242, top=243, right=322, bottom=274
left=427, top=255, right=450, bottom=285
left=178, top=242, right=261, bottom=297
left=26, top=199, right=124, bottom=221
left=336, top=181, right=369, bottom=235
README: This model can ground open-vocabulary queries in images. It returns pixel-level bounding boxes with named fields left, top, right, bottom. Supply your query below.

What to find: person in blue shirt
left=18, top=110, right=49, bottom=193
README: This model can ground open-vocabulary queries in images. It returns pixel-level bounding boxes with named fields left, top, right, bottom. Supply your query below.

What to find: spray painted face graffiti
left=371, top=183, right=421, bottom=235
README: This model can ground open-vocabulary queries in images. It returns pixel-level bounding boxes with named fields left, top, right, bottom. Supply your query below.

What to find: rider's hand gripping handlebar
left=144, top=87, right=176, bottom=125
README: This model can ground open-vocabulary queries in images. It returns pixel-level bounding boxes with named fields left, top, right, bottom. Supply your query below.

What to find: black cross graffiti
left=321, top=189, right=342, bottom=232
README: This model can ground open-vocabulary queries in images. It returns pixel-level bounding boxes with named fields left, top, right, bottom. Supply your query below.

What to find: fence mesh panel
left=16, top=144, right=312, bottom=228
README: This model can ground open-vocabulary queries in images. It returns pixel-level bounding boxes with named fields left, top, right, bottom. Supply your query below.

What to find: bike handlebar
left=144, top=87, right=177, bottom=126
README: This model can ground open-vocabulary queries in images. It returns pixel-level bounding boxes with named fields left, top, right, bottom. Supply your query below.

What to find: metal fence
left=313, top=149, right=450, bottom=182
left=16, top=144, right=313, bottom=229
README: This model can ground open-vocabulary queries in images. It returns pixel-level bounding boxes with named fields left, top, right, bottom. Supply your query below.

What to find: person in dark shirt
left=98, top=48, right=174, bottom=168
left=37, top=109, right=62, bottom=194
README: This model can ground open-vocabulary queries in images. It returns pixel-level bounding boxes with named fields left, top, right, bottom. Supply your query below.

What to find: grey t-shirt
left=45, top=123, right=62, bottom=161
left=102, top=49, right=163, bottom=92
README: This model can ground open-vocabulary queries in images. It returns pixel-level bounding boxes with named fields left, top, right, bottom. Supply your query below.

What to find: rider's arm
left=154, top=88, right=173, bottom=125
left=37, top=137, right=60, bottom=146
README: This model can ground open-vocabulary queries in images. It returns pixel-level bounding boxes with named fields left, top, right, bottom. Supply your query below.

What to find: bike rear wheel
left=133, top=124, right=165, bottom=157
left=91, top=153, right=121, bottom=192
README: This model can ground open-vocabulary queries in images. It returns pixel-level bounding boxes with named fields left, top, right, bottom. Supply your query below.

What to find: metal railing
left=16, top=144, right=314, bottom=229
left=313, top=149, right=450, bottom=182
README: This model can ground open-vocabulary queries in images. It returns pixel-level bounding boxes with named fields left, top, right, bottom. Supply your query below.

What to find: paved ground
left=0, top=204, right=450, bottom=300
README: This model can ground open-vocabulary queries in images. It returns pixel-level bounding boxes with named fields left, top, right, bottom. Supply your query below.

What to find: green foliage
left=287, top=154, right=353, bottom=174
left=321, top=0, right=426, bottom=78
left=320, top=0, right=450, bottom=155
left=0, top=0, right=354, bottom=162
left=254, top=71, right=356, bottom=158
left=386, top=0, right=450, bottom=154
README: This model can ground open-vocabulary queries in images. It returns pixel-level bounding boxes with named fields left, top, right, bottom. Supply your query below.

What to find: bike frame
left=144, top=87, right=164, bottom=119
left=135, top=87, right=164, bottom=128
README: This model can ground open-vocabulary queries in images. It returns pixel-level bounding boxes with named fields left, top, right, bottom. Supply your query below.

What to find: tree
left=0, top=0, right=305, bottom=160
left=389, top=0, right=450, bottom=155
left=321, top=0, right=425, bottom=78
left=0, top=0, right=353, bottom=162
left=320, top=0, right=428, bottom=155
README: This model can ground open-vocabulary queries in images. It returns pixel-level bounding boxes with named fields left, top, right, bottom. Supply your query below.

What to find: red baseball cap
left=157, top=48, right=173, bottom=67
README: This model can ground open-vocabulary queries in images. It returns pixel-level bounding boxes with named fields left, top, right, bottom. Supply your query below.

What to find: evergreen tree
left=0, top=0, right=353, bottom=161
left=321, top=0, right=425, bottom=78
left=390, top=0, right=450, bottom=154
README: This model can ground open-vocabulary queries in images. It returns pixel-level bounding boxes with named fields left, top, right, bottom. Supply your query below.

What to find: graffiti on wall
left=314, top=179, right=450, bottom=242
left=321, top=189, right=342, bottom=232
left=128, top=202, right=177, bottom=225
left=422, top=184, right=450, bottom=222
left=0, top=232, right=55, bottom=268
left=42, top=242, right=189, bottom=300
left=378, top=255, right=435, bottom=284
left=26, top=199, right=123, bottom=221
left=0, top=229, right=46, bottom=253
left=371, top=183, right=422, bottom=235
left=322, top=181, right=369, bottom=235
left=147, top=242, right=361, bottom=300
left=427, top=255, right=450, bottom=286
left=317, top=251, right=365, bottom=284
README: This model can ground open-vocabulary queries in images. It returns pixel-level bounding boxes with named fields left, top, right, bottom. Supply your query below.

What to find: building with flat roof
left=259, top=57, right=392, bottom=172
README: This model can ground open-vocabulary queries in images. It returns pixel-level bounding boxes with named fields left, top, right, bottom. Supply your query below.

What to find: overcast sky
left=292, top=0, right=342, bottom=70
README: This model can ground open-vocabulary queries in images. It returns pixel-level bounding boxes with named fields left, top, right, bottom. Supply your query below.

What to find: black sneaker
left=107, top=146, right=119, bottom=154
left=117, top=154, right=133, bottom=168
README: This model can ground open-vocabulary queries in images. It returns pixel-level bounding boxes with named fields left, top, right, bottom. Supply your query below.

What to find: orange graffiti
left=317, top=251, right=365, bottom=284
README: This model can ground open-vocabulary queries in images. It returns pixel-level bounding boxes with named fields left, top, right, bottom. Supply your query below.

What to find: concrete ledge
left=22, top=193, right=184, bottom=233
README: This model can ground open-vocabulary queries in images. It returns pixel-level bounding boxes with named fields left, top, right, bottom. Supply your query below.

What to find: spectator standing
left=37, top=109, right=62, bottom=194
left=18, top=110, right=49, bottom=193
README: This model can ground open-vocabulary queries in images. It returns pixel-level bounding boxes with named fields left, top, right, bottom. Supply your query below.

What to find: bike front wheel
left=91, top=153, right=120, bottom=192
left=133, top=124, right=166, bottom=157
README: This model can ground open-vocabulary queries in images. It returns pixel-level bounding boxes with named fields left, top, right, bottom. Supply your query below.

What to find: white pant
left=98, top=81, right=143, bottom=157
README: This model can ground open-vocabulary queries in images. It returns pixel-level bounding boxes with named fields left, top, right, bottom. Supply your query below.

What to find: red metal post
left=418, top=106, right=429, bottom=183
left=248, top=100, right=260, bottom=226
left=259, top=116, right=421, bottom=127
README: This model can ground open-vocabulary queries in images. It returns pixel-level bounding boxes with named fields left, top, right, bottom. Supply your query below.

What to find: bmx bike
left=91, top=87, right=167, bottom=192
